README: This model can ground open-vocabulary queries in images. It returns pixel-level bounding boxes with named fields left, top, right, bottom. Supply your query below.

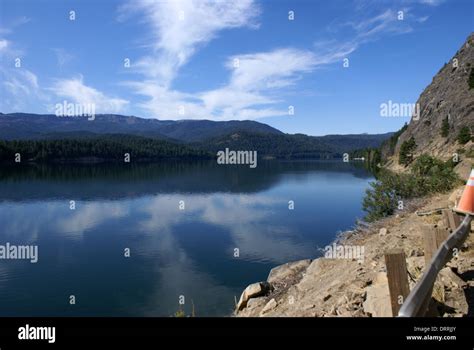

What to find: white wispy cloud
left=0, top=16, right=30, bottom=35
left=3, top=69, right=38, bottom=94
left=0, top=65, right=45, bottom=112
left=199, top=48, right=317, bottom=120
left=0, top=26, right=45, bottom=112
left=0, top=36, right=22, bottom=57
left=0, top=39, right=9, bottom=52
left=417, top=15, right=430, bottom=23
left=120, top=0, right=299, bottom=120
left=119, top=0, right=259, bottom=86
left=1, top=1, right=436, bottom=118
left=1, top=69, right=39, bottom=101
left=225, top=49, right=316, bottom=91
left=326, top=8, right=414, bottom=55
left=50, top=75, right=129, bottom=113
left=1, top=17, right=128, bottom=114
left=118, top=0, right=321, bottom=120
left=355, top=8, right=413, bottom=38
left=127, top=47, right=317, bottom=120
left=418, top=0, right=445, bottom=6
left=354, top=0, right=445, bottom=9
left=121, top=0, right=424, bottom=121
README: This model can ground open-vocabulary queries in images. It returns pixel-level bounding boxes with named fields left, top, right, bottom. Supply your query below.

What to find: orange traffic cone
left=454, top=169, right=474, bottom=216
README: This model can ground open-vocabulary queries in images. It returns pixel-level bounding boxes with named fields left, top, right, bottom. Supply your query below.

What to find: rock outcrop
left=384, top=33, right=474, bottom=172
left=236, top=281, right=271, bottom=311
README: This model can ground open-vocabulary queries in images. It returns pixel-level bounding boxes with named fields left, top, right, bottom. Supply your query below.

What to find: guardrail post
left=398, top=170, right=473, bottom=317
left=442, top=209, right=462, bottom=231
left=399, top=215, right=471, bottom=317
left=422, top=225, right=449, bottom=266
left=385, top=249, right=410, bottom=316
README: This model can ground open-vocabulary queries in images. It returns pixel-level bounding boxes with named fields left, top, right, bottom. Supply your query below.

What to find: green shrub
left=350, top=147, right=382, bottom=173
left=363, top=155, right=459, bottom=222
left=457, top=126, right=471, bottom=144
left=441, top=117, right=450, bottom=137
left=382, top=123, right=408, bottom=158
left=363, top=177, right=398, bottom=222
left=412, top=154, right=458, bottom=192
left=469, top=67, right=474, bottom=89
left=174, top=309, right=186, bottom=317
left=399, top=137, right=416, bottom=166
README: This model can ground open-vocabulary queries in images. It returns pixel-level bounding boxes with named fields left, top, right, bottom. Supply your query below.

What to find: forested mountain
left=195, top=131, right=392, bottom=159
left=195, top=131, right=334, bottom=159
left=0, top=113, right=393, bottom=162
left=318, top=133, right=394, bottom=154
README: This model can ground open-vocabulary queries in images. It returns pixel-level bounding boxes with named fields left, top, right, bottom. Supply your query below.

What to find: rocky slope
left=235, top=187, right=474, bottom=317
left=235, top=33, right=474, bottom=318
left=384, top=33, right=474, bottom=176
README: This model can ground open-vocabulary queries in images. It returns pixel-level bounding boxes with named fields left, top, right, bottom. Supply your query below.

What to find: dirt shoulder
left=235, top=186, right=474, bottom=317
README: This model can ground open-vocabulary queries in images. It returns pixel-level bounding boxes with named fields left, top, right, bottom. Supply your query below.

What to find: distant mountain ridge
left=0, top=112, right=393, bottom=160
left=0, top=113, right=282, bottom=142
left=195, top=131, right=393, bottom=159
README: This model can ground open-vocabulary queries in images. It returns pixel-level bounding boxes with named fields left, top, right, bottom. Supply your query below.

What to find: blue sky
left=0, top=0, right=472, bottom=135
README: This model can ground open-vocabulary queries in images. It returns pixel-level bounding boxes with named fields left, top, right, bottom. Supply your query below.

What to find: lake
left=0, top=160, right=373, bottom=316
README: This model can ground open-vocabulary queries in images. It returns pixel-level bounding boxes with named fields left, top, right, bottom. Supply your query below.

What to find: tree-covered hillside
left=0, top=135, right=211, bottom=162
left=194, top=131, right=336, bottom=159
left=195, top=131, right=392, bottom=159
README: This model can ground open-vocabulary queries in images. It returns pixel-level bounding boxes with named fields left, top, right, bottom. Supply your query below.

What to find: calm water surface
left=0, top=160, right=373, bottom=316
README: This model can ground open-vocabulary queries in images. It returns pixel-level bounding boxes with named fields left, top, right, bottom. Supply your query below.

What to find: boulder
left=362, top=272, right=392, bottom=317
left=305, top=258, right=337, bottom=276
left=236, top=281, right=271, bottom=311
left=444, top=289, right=469, bottom=315
left=297, top=258, right=354, bottom=292
left=259, top=298, right=278, bottom=316
left=439, top=267, right=467, bottom=289
left=267, top=259, right=311, bottom=284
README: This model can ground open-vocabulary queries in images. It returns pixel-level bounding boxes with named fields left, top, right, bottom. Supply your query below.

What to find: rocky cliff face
left=385, top=33, right=474, bottom=174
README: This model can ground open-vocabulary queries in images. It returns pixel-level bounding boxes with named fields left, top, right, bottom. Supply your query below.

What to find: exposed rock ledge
left=235, top=187, right=474, bottom=317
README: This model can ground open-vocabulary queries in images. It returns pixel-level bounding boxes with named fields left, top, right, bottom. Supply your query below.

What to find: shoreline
left=234, top=187, right=474, bottom=317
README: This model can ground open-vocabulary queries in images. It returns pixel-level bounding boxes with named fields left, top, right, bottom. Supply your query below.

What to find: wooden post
left=442, top=209, right=450, bottom=229
left=385, top=250, right=410, bottom=317
left=423, top=226, right=437, bottom=266
left=452, top=213, right=462, bottom=229
left=423, top=225, right=450, bottom=266
left=442, top=209, right=462, bottom=231
left=435, top=226, right=449, bottom=247
left=418, top=224, right=456, bottom=317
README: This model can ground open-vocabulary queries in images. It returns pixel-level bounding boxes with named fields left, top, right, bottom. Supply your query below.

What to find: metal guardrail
left=398, top=214, right=472, bottom=317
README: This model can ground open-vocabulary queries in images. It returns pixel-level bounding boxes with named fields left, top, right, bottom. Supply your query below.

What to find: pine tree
left=441, top=117, right=450, bottom=137
left=469, top=67, right=474, bottom=89
left=457, top=126, right=472, bottom=144
left=399, top=137, right=416, bottom=166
